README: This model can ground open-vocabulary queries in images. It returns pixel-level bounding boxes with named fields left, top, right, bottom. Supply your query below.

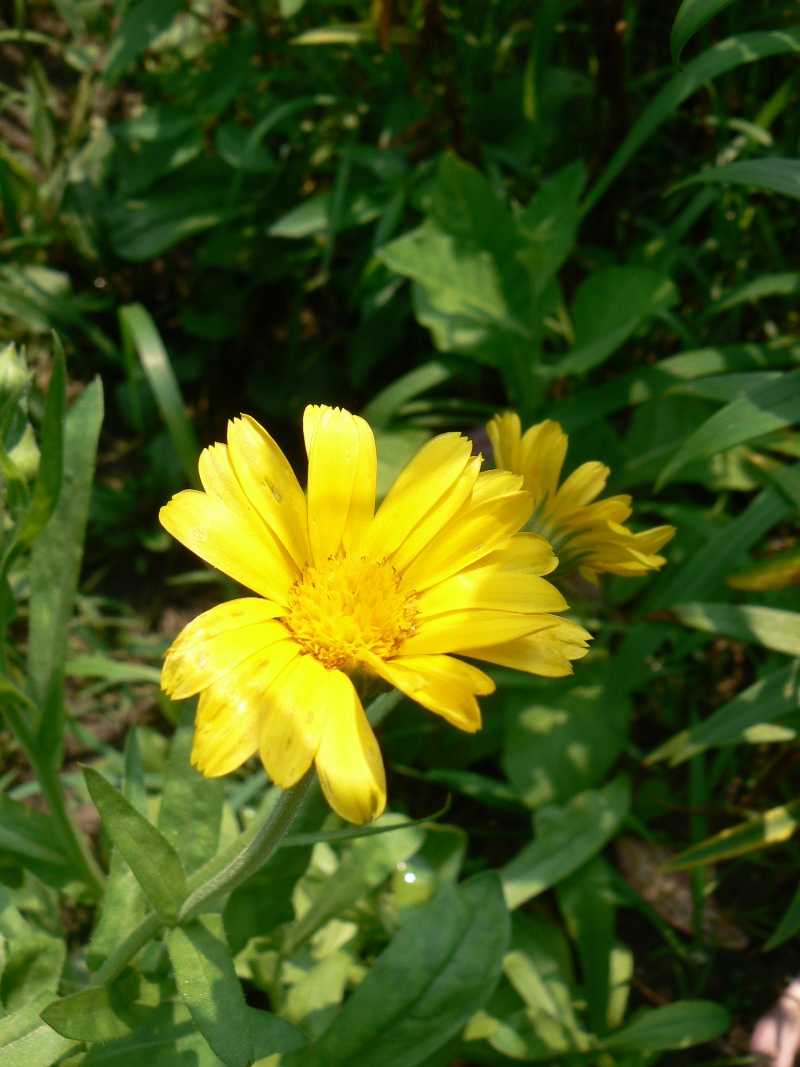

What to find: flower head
left=487, top=412, right=675, bottom=585
left=160, top=407, right=590, bottom=823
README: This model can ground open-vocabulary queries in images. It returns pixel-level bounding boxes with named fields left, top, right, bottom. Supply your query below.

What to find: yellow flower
left=160, top=407, right=590, bottom=824
left=487, top=412, right=675, bottom=585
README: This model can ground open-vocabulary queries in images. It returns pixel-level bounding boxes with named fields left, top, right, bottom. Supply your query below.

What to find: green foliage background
left=1, top=0, right=800, bottom=1063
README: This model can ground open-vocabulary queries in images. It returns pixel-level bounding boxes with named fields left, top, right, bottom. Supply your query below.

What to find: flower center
left=284, top=555, right=418, bottom=671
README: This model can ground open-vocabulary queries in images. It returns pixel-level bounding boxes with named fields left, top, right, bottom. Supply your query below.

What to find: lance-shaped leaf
left=670, top=603, right=800, bottom=656
left=80, top=1002, right=307, bottom=1066
left=40, top=971, right=156, bottom=1041
left=0, top=991, right=78, bottom=1067
left=671, top=0, right=738, bottom=66
left=158, top=703, right=223, bottom=876
left=15, top=336, right=65, bottom=550
left=656, top=368, right=800, bottom=488
left=84, top=766, right=186, bottom=925
left=647, top=662, right=800, bottom=765
left=88, top=732, right=148, bottom=970
left=501, top=776, right=630, bottom=910
left=287, top=873, right=509, bottom=1067
left=668, top=800, right=800, bottom=870
left=168, top=913, right=254, bottom=1067
left=604, top=1000, right=730, bottom=1052
left=29, top=377, right=103, bottom=764
left=680, top=158, right=800, bottom=201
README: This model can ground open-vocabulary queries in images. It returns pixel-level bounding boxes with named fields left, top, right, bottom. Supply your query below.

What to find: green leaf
left=502, top=675, right=630, bottom=809
left=66, top=654, right=162, bottom=686
left=28, top=377, right=103, bottom=764
left=650, top=483, right=792, bottom=607
left=556, top=858, right=616, bottom=1035
left=515, top=161, right=586, bottom=295
left=87, top=732, right=148, bottom=970
left=381, top=222, right=526, bottom=336
left=584, top=29, right=800, bottom=214
left=216, top=123, right=278, bottom=173
left=765, top=879, right=800, bottom=950
left=0, top=792, right=73, bottom=886
left=287, top=873, right=509, bottom=1067
left=550, top=267, right=677, bottom=379
left=270, top=190, right=382, bottom=239
left=104, top=0, right=183, bottom=82
left=671, top=602, right=800, bottom=656
left=81, top=1002, right=307, bottom=1065
left=681, top=157, right=800, bottom=200
left=1, top=935, right=66, bottom=1012
left=706, top=272, right=800, bottom=317
left=84, top=765, right=186, bottom=925
left=39, top=972, right=153, bottom=1041
left=224, top=844, right=311, bottom=956
left=551, top=342, right=800, bottom=432
left=501, top=776, right=630, bottom=910
left=657, top=368, right=800, bottom=487
left=362, top=361, right=452, bottom=431
left=285, top=813, right=424, bottom=952
left=168, top=913, right=254, bottom=1067
left=158, top=704, right=223, bottom=876
left=119, top=304, right=201, bottom=489
left=728, top=546, right=800, bottom=590
left=14, top=337, right=65, bottom=550
left=107, top=186, right=227, bottom=261
left=604, top=1001, right=730, bottom=1052
left=750, top=454, right=800, bottom=511
left=0, top=991, right=78, bottom=1067
left=668, top=799, right=800, bottom=869
left=671, top=0, right=738, bottom=66
left=647, top=663, right=800, bottom=765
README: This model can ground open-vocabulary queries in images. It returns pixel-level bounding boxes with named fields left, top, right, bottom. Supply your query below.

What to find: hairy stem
left=88, top=771, right=315, bottom=986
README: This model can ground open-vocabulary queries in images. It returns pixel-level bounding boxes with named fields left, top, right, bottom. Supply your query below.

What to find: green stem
left=90, top=912, right=163, bottom=988
left=179, top=768, right=315, bottom=922
left=89, top=771, right=315, bottom=986
left=35, top=754, right=106, bottom=897
left=1, top=692, right=106, bottom=897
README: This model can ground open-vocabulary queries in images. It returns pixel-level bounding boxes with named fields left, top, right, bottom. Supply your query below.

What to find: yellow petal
left=160, top=488, right=296, bottom=604
left=365, top=432, right=474, bottom=561
left=343, top=414, right=377, bottom=555
left=402, top=484, right=532, bottom=592
left=227, top=415, right=310, bottom=570
left=475, top=532, right=558, bottom=577
left=164, top=604, right=288, bottom=700
left=259, top=653, right=335, bottom=788
left=518, top=420, right=568, bottom=502
left=192, top=689, right=259, bottom=777
left=389, top=456, right=481, bottom=575
left=306, top=407, right=376, bottom=564
left=302, top=404, right=327, bottom=454
left=190, top=640, right=301, bottom=776
left=416, top=567, right=568, bottom=617
left=469, top=617, right=591, bottom=677
left=314, top=673, right=386, bottom=825
left=487, top=412, right=522, bottom=473
left=553, top=461, right=609, bottom=512
left=399, top=609, right=554, bottom=656
left=469, top=468, right=525, bottom=506
left=366, top=652, right=492, bottom=732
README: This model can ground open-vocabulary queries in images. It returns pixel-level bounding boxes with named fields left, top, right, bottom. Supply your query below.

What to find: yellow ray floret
left=487, top=412, right=675, bottom=584
left=160, top=407, right=591, bottom=824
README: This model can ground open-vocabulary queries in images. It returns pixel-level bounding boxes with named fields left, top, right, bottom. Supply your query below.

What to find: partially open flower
left=160, top=406, right=591, bottom=824
left=487, top=412, right=675, bottom=585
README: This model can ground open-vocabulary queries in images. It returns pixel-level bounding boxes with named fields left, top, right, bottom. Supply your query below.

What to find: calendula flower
left=487, top=412, right=675, bottom=585
left=160, top=407, right=590, bottom=824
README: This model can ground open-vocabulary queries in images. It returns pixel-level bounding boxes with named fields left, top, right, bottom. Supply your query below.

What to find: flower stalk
left=90, top=770, right=315, bottom=987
